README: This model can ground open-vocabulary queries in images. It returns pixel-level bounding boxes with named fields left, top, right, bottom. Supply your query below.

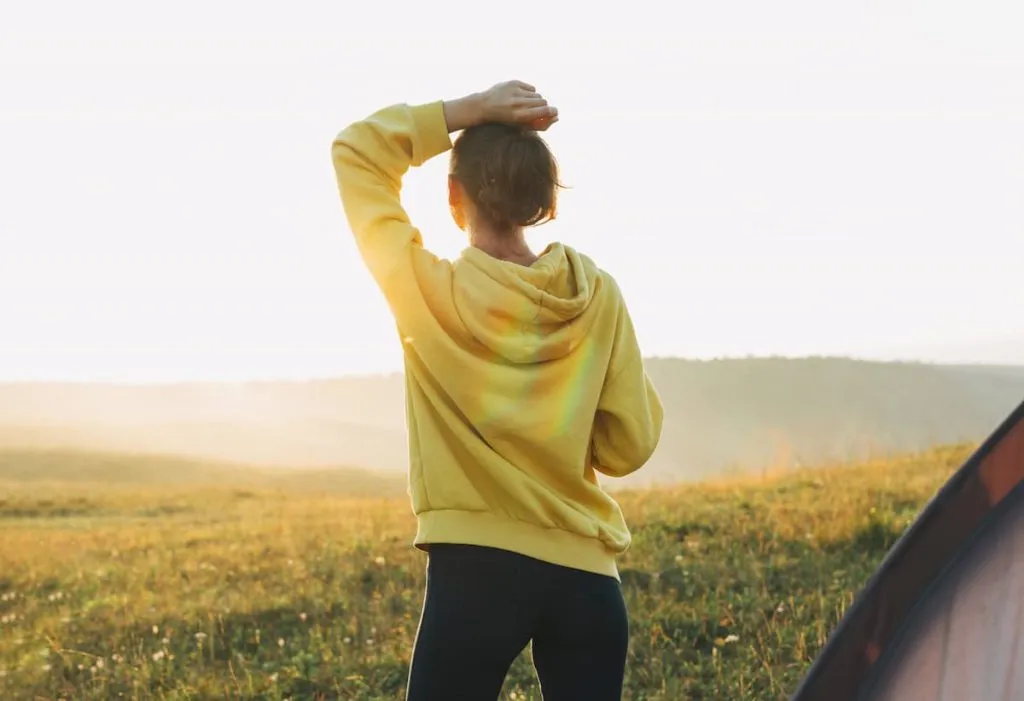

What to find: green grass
left=0, top=443, right=974, bottom=700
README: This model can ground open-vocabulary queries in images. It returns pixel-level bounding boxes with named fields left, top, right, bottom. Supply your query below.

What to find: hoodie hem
left=413, top=509, right=621, bottom=580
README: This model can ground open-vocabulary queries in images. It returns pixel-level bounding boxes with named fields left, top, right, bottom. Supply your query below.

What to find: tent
left=791, top=398, right=1024, bottom=701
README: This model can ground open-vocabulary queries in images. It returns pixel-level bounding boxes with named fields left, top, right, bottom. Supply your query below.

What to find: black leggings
left=406, top=544, right=629, bottom=701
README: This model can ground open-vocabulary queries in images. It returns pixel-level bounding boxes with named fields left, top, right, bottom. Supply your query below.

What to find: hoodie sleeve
left=592, top=293, right=664, bottom=478
left=330, top=101, right=453, bottom=300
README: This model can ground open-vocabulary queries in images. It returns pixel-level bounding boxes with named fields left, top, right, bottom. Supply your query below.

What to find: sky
left=1, top=0, right=1022, bottom=382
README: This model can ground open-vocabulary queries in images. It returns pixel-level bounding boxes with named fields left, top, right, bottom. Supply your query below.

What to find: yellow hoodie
left=331, top=100, right=663, bottom=578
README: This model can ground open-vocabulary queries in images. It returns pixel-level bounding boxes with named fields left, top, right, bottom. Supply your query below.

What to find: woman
left=331, top=80, right=664, bottom=700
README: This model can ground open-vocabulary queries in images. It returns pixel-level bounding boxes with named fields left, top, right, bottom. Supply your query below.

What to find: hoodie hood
left=452, top=242, right=605, bottom=364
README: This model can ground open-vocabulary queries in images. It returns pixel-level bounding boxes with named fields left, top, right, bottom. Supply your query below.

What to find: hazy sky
left=2, top=0, right=1022, bottom=382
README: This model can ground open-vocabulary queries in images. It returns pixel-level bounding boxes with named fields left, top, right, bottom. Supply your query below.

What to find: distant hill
left=639, top=357, right=1023, bottom=484
left=0, top=374, right=409, bottom=472
left=0, top=448, right=407, bottom=497
left=0, top=420, right=408, bottom=476
left=0, top=357, right=1021, bottom=485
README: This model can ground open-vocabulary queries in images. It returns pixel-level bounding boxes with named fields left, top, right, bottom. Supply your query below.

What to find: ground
left=0, top=444, right=971, bottom=700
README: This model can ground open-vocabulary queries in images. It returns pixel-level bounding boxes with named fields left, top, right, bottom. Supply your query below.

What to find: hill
left=640, top=356, right=1024, bottom=482
left=0, top=443, right=975, bottom=699
left=0, top=448, right=407, bottom=498
left=0, top=357, right=1021, bottom=484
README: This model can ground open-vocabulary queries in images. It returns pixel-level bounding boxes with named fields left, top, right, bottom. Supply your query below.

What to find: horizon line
left=0, top=354, right=1020, bottom=388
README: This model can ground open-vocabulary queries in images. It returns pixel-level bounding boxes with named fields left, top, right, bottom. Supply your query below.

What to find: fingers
left=520, top=104, right=558, bottom=122
left=541, top=113, right=560, bottom=130
left=514, top=82, right=544, bottom=104
left=531, top=115, right=559, bottom=132
left=515, top=94, right=548, bottom=109
left=495, top=80, right=559, bottom=127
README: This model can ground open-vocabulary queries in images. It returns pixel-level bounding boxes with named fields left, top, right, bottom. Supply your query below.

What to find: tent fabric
left=857, top=486, right=1023, bottom=700
left=791, top=399, right=1024, bottom=701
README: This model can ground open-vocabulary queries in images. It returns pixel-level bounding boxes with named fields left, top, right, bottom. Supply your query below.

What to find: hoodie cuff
left=410, top=100, right=453, bottom=167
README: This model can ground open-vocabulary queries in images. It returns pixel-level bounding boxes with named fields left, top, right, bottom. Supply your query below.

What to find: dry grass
left=0, top=443, right=973, bottom=700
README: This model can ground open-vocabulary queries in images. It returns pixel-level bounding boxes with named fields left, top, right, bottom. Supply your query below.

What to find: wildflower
left=343, top=637, right=352, bottom=644
left=269, top=673, right=279, bottom=683
left=162, top=637, right=170, bottom=646
left=776, top=603, right=786, bottom=614
left=373, top=556, right=386, bottom=566
left=195, top=633, right=207, bottom=642
left=674, top=554, right=684, bottom=563
left=277, top=638, right=285, bottom=648
left=95, top=659, right=105, bottom=670
left=724, top=634, right=740, bottom=644
left=299, top=612, right=308, bottom=622
left=42, top=664, right=51, bottom=672
left=152, top=625, right=159, bottom=635
left=152, top=651, right=165, bottom=662
left=366, top=638, right=374, bottom=646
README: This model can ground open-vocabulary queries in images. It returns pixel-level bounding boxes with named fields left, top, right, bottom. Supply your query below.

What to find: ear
left=448, top=175, right=461, bottom=208
left=448, top=175, right=466, bottom=231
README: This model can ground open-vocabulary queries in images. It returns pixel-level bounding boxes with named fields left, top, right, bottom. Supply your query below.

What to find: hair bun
left=450, top=123, right=563, bottom=234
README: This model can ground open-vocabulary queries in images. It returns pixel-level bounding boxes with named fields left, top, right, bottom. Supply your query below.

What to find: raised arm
left=330, top=100, right=453, bottom=293
left=330, top=82, right=558, bottom=296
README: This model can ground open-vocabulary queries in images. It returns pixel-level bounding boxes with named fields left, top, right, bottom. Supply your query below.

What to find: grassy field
left=0, top=444, right=973, bottom=700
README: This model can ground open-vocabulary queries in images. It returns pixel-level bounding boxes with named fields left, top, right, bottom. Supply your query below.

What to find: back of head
left=450, top=123, right=562, bottom=234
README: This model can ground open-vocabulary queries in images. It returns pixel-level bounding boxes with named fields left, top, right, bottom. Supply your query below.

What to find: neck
left=469, top=227, right=537, bottom=265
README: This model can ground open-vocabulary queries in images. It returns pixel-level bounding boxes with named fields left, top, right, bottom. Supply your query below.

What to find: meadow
left=0, top=444, right=973, bottom=700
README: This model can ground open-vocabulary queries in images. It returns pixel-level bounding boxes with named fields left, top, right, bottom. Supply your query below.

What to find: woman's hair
left=450, top=123, right=563, bottom=234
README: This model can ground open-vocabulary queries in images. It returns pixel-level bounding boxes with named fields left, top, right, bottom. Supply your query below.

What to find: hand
left=480, top=80, right=559, bottom=131
left=443, top=80, right=559, bottom=133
